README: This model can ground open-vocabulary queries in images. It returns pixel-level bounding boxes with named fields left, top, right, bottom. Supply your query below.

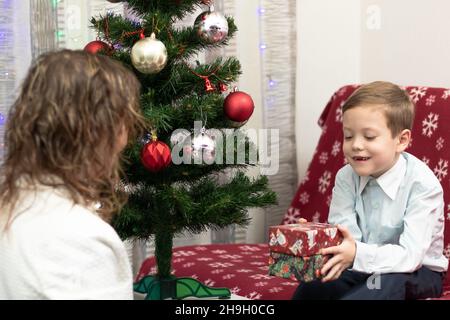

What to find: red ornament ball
left=141, top=141, right=172, bottom=172
left=223, top=91, right=255, bottom=122
left=84, top=40, right=110, bottom=54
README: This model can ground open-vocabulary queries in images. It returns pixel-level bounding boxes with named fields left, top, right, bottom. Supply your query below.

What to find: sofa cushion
left=136, top=244, right=298, bottom=300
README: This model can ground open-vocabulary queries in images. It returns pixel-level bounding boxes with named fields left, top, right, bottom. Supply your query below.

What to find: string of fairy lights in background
left=258, top=0, right=298, bottom=234
left=0, top=0, right=14, bottom=161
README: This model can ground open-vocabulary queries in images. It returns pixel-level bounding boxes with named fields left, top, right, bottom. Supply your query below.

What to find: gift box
left=268, top=222, right=343, bottom=282
left=268, top=222, right=343, bottom=257
left=268, top=251, right=330, bottom=282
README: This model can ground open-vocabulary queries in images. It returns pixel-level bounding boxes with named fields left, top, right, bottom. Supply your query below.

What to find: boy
left=292, top=81, right=448, bottom=300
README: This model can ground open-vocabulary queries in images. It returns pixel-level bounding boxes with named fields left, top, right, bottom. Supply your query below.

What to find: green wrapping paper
left=268, top=251, right=331, bottom=282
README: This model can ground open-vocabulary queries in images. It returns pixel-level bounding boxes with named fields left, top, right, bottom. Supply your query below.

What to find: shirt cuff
left=352, top=241, right=377, bottom=273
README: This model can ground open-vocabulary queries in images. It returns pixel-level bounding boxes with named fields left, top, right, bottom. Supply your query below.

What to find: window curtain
left=0, top=0, right=32, bottom=161
left=259, top=0, right=298, bottom=235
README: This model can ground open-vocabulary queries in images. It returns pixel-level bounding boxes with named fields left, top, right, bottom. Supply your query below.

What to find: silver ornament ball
left=131, top=33, right=168, bottom=74
left=194, top=9, right=229, bottom=44
left=184, top=132, right=216, bottom=164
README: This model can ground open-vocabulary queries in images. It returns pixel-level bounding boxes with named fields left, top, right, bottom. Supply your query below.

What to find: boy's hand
left=319, top=224, right=356, bottom=282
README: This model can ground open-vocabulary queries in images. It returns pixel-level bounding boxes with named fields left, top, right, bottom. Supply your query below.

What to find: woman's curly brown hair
left=0, top=50, right=145, bottom=225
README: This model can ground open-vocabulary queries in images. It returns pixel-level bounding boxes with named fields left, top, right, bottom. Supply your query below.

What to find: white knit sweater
left=0, top=185, right=133, bottom=300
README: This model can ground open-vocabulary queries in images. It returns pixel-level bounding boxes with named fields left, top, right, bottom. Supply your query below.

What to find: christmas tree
left=86, top=0, right=277, bottom=299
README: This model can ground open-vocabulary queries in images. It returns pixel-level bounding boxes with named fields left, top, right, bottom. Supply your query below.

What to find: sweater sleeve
left=38, top=211, right=133, bottom=300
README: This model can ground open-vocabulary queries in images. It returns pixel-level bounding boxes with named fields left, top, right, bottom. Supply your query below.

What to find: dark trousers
left=291, top=266, right=444, bottom=300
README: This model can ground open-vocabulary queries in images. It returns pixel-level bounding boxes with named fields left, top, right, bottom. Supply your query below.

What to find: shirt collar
left=358, top=154, right=407, bottom=200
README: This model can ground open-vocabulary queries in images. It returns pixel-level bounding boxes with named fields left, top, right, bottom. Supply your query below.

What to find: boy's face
left=342, top=105, right=410, bottom=178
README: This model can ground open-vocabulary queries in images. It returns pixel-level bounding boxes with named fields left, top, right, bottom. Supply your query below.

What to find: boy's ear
left=397, top=129, right=411, bottom=152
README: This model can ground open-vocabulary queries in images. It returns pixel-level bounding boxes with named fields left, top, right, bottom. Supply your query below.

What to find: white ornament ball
left=131, top=33, right=168, bottom=74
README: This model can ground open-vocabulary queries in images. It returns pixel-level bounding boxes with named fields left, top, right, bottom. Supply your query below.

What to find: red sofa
left=136, top=84, right=450, bottom=300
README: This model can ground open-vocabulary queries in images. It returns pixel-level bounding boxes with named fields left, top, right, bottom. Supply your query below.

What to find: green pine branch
left=113, top=171, right=277, bottom=239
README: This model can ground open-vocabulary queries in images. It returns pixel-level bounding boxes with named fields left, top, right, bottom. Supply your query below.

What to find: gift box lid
left=268, top=222, right=343, bottom=257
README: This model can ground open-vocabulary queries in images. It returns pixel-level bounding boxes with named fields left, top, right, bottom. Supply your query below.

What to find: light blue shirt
left=328, top=152, right=448, bottom=274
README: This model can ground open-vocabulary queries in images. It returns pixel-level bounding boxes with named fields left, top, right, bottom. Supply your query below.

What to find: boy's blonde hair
left=342, top=81, right=415, bottom=137
left=0, top=50, right=145, bottom=224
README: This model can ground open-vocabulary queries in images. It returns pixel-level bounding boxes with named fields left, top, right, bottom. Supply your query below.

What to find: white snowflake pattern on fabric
left=194, top=246, right=208, bottom=251
left=433, top=159, right=448, bottom=181
left=318, top=171, right=332, bottom=194
left=173, top=258, right=186, bottom=263
left=442, top=89, right=450, bottom=100
left=283, top=207, right=298, bottom=224
left=197, top=257, right=213, bottom=262
left=230, top=287, right=241, bottom=294
left=231, top=260, right=244, bottom=263
left=246, top=292, right=262, bottom=300
left=222, top=274, right=236, bottom=280
left=319, top=152, right=329, bottom=164
left=321, top=125, right=328, bottom=136
left=211, top=250, right=227, bottom=255
left=326, top=195, right=332, bottom=207
left=204, top=279, right=215, bottom=286
left=335, top=104, right=343, bottom=123
left=331, top=141, right=341, bottom=156
left=299, top=192, right=310, bottom=205
left=174, top=250, right=197, bottom=257
left=281, top=281, right=298, bottom=286
left=268, top=287, right=284, bottom=293
left=236, top=269, right=253, bottom=273
left=284, top=207, right=300, bottom=224
left=182, top=262, right=195, bottom=268
left=409, top=87, right=427, bottom=103
left=258, top=266, right=269, bottom=271
left=444, top=244, right=450, bottom=259
left=209, top=262, right=234, bottom=268
left=211, top=269, right=225, bottom=274
left=422, top=113, right=439, bottom=137
left=250, top=261, right=266, bottom=266
left=436, top=137, right=445, bottom=151
left=255, top=282, right=269, bottom=287
left=422, top=157, right=430, bottom=166
left=190, top=274, right=199, bottom=279
left=426, top=95, right=436, bottom=106
left=222, top=254, right=242, bottom=259
left=250, top=274, right=272, bottom=280
left=238, top=245, right=261, bottom=252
